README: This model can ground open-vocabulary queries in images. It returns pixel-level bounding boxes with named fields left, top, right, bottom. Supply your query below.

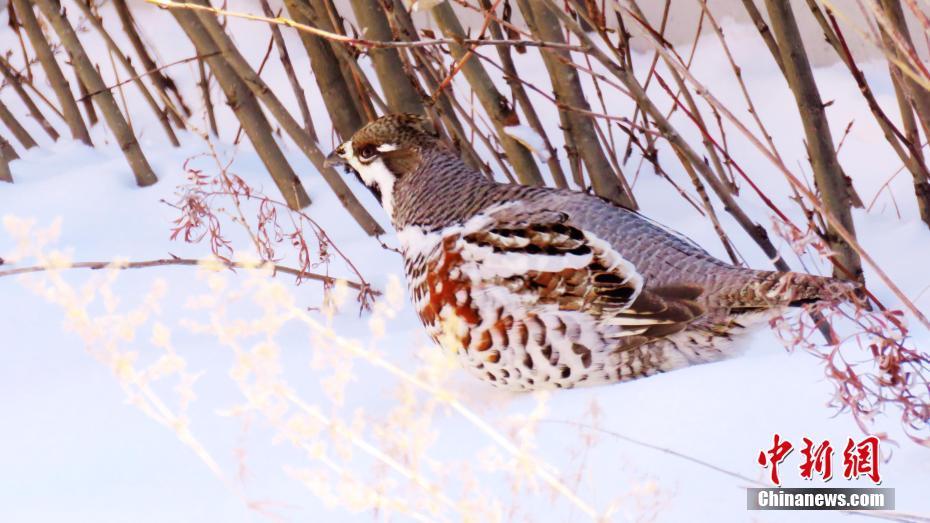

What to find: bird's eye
left=358, top=145, right=377, bottom=160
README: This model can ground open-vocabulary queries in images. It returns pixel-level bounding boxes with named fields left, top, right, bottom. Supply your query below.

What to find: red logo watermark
left=757, top=435, right=881, bottom=485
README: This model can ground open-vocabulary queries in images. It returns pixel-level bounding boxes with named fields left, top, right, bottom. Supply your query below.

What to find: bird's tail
left=762, top=271, right=858, bottom=307
left=726, top=270, right=859, bottom=309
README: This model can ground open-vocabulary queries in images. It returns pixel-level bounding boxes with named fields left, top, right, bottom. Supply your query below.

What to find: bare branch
left=34, top=0, right=158, bottom=186
left=763, top=0, right=862, bottom=280
left=0, top=54, right=59, bottom=140
left=431, top=0, right=544, bottom=185
left=10, top=0, right=91, bottom=145
left=112, top=0, right=191, bottom=123
left=73, top=0, right=181, bottom=147
left=0, top=97, right=37, bottom=149
left=0, top=135, right=12, bottom=183
left=145, top=0, right=590, bottom=52
left=259, top=0, right=316, bottom=138
left=613, top=0, right=930, bottom=329
left=180, top=0, right=387, bottom=235
left=347, top=0, right=425, bottom=115
left=522, top=0, right=637, bottom=208
left=0, top=257, right=374, bottom=293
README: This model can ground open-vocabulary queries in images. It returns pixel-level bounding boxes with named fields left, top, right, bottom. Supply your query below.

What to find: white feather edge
left=397, top=202, right=692, bottom=380
left=340, top=141, right=397, bottom=218
left=397, top=201, right=648, bottom=312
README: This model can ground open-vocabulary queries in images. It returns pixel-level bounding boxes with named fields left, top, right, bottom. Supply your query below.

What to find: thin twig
left=0, top=257, right=373, bottom=293
left=616, top=3, right=930, bottom=329
left=145, top=0, right=588, bottom=52
left=0, top=54, right=59, bottom=140
left=259, top=0, right=315, bottom=139
left=76, top=53, right=219, bottom=102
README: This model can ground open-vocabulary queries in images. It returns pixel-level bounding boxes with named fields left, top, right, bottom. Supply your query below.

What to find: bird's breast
left=398, top=224, right=626, bottom=390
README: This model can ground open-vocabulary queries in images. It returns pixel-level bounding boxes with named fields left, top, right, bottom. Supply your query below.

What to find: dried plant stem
left=608, top=0, right=657, bottom=170
left=229, top=24, right=276, bottom=147
left=74, top=0, right=181, bottom=147
left=863, top=0, right=930, bottom=88
left=625, top=1, right=719, bottom=185
left=34, top=0, right=158, bottom=187
left=259, top=0, right=316, bottom=139
left=146, top=0, right=588, bottom=52
left=169, top=8, right=314, bottom=211
left=523, top=0, right=636, bottom=207
left=381, top=1, right=489, bottom=173
left=112, top=0, right=191, bottom=123
left=110, top=51, right=133, bottom=133
left=0, top=56, right=59, bottom=140
left=0, top=54, right=61, bottom=121
left=0, top=257, right=370, bottom=291
left=892, top=80, right=930, bottom=225
left=763, top=0, right=862, bottom=280
left=0, top=134, right=18, bottom=162
left=672, top=146, right=741, bottom=265
left=314, top=0, right=380, bottom=121
left=196, top=58, right=219, bottom=136
left=618, top=6, right=930, bottom=329
left=12, top=71, right=64, bottom=122
left=77, top=54, right=218, bottom=103
left=0, top=137, right=12, bottom=183
left=547, top=0, right=791, bottom=271
left=661, top=59, right=733, bottom=193
left=435, top=75, right=519, bottom=181
left=428, top=67, right=496, bottom=175
left=806, top=0, right=930, bottom=227
left=432, top=0, right=503, bottom=96
left=283, top=392, right=458, bottom=514
left=739, top=0, right=786, bottom=75
left=289, top=307, right=599, bottom=519
left=297, top=0, right=390, bottom=118
left=431, top=1, right=544, bottom=185
left=186, top=0, right=387, bottom=235
left=73, top=69, right=99, bottom=126
left=698, top=0, right=783, bottom=163
left=478, top=0, right=567, bottom=187
left=7, top=3, right=33, bottom=81
left=347, top=0, right=424, bottom=115
left=283, top=0, right=367, bottom=138
left=0, top=98, right=37, bottom=149
left=10, top=0, right=91, bottom=145
left=878, top=0, right=930, bottom=155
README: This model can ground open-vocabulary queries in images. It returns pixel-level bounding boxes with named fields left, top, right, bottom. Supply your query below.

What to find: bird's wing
left=457, top=206, right=705, bottom=345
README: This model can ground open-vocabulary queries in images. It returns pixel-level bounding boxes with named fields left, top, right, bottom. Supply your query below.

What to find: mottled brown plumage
left=326, top=114, right=855, bottom=390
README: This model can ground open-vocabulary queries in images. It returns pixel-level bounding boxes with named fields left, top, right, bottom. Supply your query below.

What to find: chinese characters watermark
left=757, top=434, right=882, bottom=486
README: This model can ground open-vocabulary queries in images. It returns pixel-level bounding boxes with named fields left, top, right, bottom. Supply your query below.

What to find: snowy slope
left=1, top=3, right=929, bottom=522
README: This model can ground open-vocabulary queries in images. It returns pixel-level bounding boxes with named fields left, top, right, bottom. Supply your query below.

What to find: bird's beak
left=324, top=144, right=347, bottom=168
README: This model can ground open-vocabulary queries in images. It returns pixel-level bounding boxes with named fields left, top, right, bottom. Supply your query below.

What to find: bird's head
left=325, top=113, right=441, bottom=219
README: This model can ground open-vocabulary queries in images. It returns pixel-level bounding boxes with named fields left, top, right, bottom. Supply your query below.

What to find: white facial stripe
left=340, top=141, right=397, bottom=219
left=377, top=143, right=398, bottom=152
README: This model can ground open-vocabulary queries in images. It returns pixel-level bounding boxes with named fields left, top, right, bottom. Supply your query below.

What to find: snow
left=410, top=0, right=445, bottom=12
left=0, top=2, right=929, bottom=522
left=504, top=125, right=552, bottom=163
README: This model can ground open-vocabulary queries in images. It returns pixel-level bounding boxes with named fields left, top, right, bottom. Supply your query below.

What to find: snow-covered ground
left=1, top=2, right=929, bottom=522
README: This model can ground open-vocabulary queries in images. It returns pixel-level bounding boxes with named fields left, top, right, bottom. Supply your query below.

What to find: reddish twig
left=431, top=0, right=504, bottom=99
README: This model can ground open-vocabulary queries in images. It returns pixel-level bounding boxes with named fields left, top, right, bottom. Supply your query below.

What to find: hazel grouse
left=326, top=114, right=853, bottom=391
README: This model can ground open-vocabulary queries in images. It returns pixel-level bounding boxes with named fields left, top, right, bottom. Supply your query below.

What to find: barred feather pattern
left=344, top=114, right=856, bottom=390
